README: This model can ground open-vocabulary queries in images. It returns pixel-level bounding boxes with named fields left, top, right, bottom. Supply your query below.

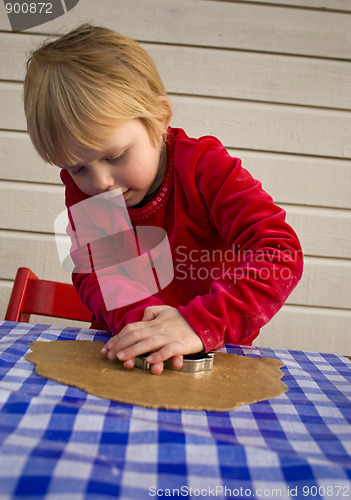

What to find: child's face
left=61, top=119, right=166, bottom=207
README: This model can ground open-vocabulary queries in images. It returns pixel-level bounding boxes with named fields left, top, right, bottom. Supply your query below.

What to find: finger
left=107, top=348, right=119, bottom=360
left=146, top=343, right=183, bottom=365
left=101, top=334, right=120, bottom=354
left=101, top=339, right=122, bottom=358
left=104, top=321, right=152, bottom=353
left=150, top=361, right=165, bottom=375
left=116, top=333, right=168, bottom=361
left=141, top=308, right=154, bottom=322
left=123, top=358, right=135, bottom=370
left=171, top=354, right=184, bottom=370
left=100, top=345, right=108, bottom=356
left=142, top=305, right=165, bottom=322
left=104, top=334, right=123, bottom=351
left=148, top=355, right=183, bottom=375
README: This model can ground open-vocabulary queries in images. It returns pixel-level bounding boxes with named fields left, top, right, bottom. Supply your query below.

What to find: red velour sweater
left=60, top=127, right=303, bottom=352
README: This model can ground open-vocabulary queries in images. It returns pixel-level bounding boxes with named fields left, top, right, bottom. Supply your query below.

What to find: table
left=0, top=321, right=351, bottom=500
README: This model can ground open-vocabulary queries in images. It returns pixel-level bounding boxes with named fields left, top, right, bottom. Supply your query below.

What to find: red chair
left=5, top=267, right=92, bottom=323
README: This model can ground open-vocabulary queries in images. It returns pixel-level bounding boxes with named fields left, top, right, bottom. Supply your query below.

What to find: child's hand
left=100, top=305, right=204, bottom=375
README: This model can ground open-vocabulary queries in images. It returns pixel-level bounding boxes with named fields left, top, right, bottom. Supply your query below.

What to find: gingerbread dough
left=26, top=340, right=287, bottom=411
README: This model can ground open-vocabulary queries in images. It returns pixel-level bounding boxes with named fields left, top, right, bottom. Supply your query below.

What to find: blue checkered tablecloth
left=0, top=321, right=351, bottom=500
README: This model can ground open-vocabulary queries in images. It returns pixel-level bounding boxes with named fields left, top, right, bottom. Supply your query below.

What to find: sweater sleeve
left=177, top=140, right=304, bottom=351
left=60, top=170, right=165, bottom=334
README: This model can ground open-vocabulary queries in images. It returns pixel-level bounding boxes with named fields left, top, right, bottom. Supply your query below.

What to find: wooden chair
left=5, top=267, right=92, bottom=323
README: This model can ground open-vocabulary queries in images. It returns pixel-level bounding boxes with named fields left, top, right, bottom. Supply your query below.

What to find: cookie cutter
left=135, top=352, right=215, bottom=373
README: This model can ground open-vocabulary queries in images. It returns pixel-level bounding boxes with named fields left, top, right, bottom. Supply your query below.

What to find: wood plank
left=0, top=231, right=69, bottom=283
left=234, top=0, right=351, bottom=12
left=0, top=181, right=65, bottom=233
left=0, top=82, right=24, bottom=130
left=0, top=280, right=13, bottom=320
left=171, top=96, right=351, bottom=159
left=234, top=150, right=351, bottom=210
left=2, top=85, right=351, bottom=158
left=0, top=132, right=60, bottom=184
left=2, top=181, right=351, bottom=258
left=254, top=305, right=351, bottom=355
left=1, top=277, right=349, bottom=353
left=0, top=32, right=39, bottom=81
left=1, top=132, right=350, bottom=210
left=289, top=257, right=351, bottom=310
left=2, top=32, right=351, bottom=110
left=283, top=205, right=351, bottom=260
left=27, top=315, right=90, bottom=329
left=0, top=228, right=350, bottom=309
left=0, top=0, right=350, bottom=59
left=1, top=274, right=349, bottom=352
left=152, top=45, right=351, bottom=110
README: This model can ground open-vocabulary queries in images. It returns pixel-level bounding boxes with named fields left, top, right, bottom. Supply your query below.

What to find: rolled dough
left=26, top=340, right=287, bottom=411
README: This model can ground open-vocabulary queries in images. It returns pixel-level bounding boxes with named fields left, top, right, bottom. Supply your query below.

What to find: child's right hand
left=100, top=305, right=204, bottom=374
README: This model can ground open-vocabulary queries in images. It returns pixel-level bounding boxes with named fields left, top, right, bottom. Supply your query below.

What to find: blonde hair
left=24, top=24, right=171, bottom=166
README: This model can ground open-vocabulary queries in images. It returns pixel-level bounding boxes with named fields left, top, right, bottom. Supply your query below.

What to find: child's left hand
left=100, top=305, right=204, bottom=375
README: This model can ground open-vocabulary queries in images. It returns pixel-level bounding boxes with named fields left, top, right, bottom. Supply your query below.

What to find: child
left=24, top=24, right=303, bottom=374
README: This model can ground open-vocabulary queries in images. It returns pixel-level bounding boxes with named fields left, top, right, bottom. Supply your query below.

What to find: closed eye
left=71, top=165, right=86, bottom=175
left=106, top=151, right=126, bottom=163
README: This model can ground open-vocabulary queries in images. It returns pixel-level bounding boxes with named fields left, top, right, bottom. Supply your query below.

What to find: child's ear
left=158, top=96, right=172, bottom=130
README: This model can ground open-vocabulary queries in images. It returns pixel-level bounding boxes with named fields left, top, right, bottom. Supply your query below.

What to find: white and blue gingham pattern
left=0, top=320, right=350, bottom=499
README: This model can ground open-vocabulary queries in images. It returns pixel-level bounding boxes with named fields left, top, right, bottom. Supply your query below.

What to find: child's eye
left=71, top=166, right=86, bottom=175
left=106, top=151, right=125, bottom=163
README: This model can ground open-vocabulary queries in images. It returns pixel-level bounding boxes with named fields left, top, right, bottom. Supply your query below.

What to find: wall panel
left=0, top=0, right=350, bottom=355
left=1, top=0, right=350, bottom=58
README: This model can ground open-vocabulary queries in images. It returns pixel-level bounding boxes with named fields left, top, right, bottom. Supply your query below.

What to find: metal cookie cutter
left=135, top=352, right=215, bottom=373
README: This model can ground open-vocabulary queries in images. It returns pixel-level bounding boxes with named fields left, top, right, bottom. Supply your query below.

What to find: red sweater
left=60, top=127, right=303, bottom=352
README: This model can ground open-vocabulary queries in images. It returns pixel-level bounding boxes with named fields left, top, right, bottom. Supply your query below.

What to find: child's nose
left=91, top=167, right=116, bottom=192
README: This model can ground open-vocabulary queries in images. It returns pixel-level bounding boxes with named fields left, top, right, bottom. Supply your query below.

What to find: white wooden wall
left=0, top=0, right=350, bottom=353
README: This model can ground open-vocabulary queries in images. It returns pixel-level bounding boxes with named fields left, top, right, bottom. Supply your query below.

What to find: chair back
left=5, top=267, right=92, bottom=323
